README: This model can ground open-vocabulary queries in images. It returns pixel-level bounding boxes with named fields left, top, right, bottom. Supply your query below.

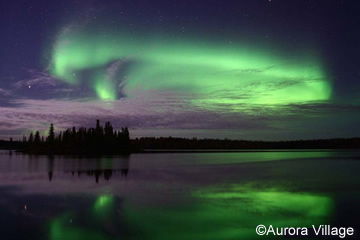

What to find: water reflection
left=68, top=169, right=129, bottom=183
left=0, top=181, right=334, bottom=240
left=48, top=155, right=55, bottom=181
left=0, top=151, right=359, bottom=239
left=50, top=195, right=121, bottom=240
left=5, top=185, right=330, bottom=240
left=0, top=186, right=124, bottom=239
left=123, top=185, right=333, bottom=240
left=0, top=153, right=131, bottom=182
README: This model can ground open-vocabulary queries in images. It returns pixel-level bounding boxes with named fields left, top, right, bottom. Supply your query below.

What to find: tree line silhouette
left=46, top=169, right=129, bottom=183
left=22, top=120, right=130, bottom=154
left=131, top=137, right=360, bottom=150
left=1, top=125, right=360, bottom=153
left=70, top=169, right=129, bottom=183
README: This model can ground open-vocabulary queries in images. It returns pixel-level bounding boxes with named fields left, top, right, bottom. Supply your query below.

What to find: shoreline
left=1, top=148, right=360, bottom=157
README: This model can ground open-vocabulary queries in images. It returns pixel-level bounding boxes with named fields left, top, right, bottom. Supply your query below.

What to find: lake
left=0, top=150, right=359, bottom=239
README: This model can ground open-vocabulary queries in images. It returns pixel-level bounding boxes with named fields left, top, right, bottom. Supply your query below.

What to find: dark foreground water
left=0, top=150, right=359, bottom=240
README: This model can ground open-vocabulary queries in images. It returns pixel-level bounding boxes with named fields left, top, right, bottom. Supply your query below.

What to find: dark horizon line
left=132, top=136, right=360, bottom=142
left=1, top=136, right=360, bottom=143
left=0, top=120, right=359, bottom=152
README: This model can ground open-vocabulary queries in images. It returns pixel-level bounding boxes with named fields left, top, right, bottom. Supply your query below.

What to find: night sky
left=0, top=0, right=360, bottom=140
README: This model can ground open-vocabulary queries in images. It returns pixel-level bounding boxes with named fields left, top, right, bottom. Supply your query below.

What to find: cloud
left=0, top=88, right=12, bottom=96
left=13, top=69, right=59, bottom=89
left=2, top=84, right=360, bottom=141
left=0, top=90, right=275, bottom=138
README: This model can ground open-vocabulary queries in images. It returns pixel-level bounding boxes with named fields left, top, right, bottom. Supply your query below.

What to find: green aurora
left=50, top=195, right=117, bottom=240
left=49, top=186, right=333, bottom=240
left=50, top=213, right=109, bottom=240
left=93, top=194, right=115, bottom=217
left=124, top=185, right=333, bottom=240
left=50, top=30, right=332, bottom=109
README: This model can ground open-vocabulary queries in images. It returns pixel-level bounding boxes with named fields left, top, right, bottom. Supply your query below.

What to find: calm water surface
left=0, top=150, right=359, bottom=239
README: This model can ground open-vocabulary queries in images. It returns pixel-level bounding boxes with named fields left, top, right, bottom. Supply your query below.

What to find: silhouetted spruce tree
left=123, top=127, right=130, bottom=149
left=24, top=120, right=131, bottom=154
left=28, top=132, right=34, bottom=143
left=34, top=131, right=40, bottom=144
left=48, top=123, right=55, bottom=143
left=124, top=127, right=129, bottom=140
left=58, top=131, right=62, bottom=142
